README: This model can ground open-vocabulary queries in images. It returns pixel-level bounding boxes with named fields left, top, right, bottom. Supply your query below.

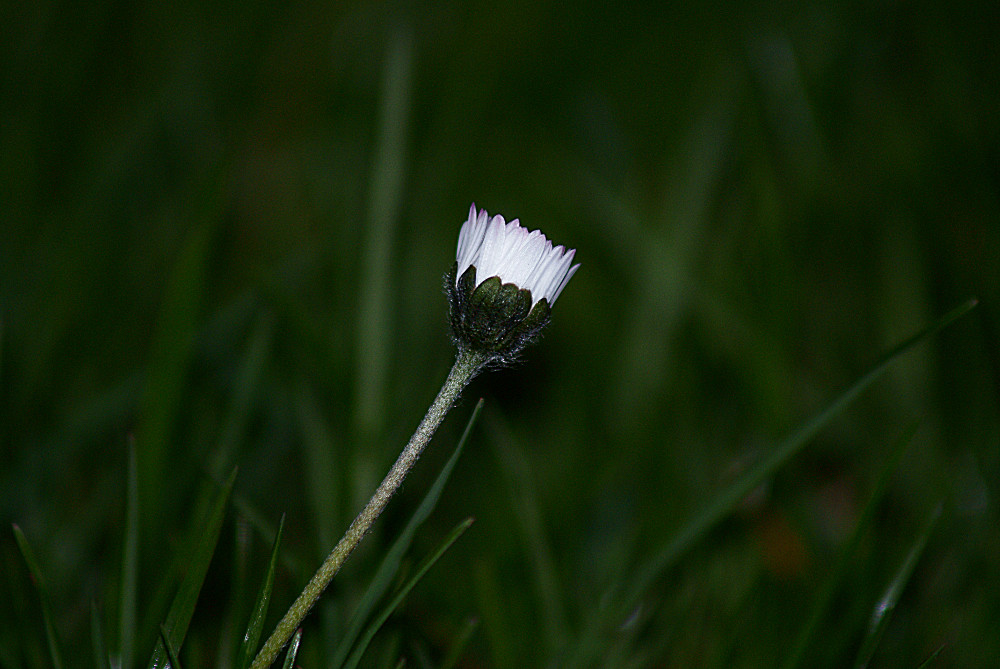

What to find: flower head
left=447, top=204, right=579, bottom=366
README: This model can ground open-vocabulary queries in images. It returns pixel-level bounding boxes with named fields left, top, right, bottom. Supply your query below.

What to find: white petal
left=454, top=205, right=578, bottom=306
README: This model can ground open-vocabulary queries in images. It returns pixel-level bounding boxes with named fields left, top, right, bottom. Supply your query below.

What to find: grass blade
left=146, top=467, right=237, bottom=669
left=12, top=524, right=64, bottom=669
left=119, top=437, right=140, bottom=669
left=92, top=600, right=111, bottom=669
left=916, top=643, right=947, bottom=668
left=297, top=386, right=341, bottom=557
left=489, top=412, right=569, bottom=655
left=473, top=559, right=516, bottom=669
left=235, top=514, right=287, bottom=669
left=209, top=313, right=274, bottom=480
left=342, top=518, right=476, bottom=669
left=330, top=399, right=484, bottom=669
left=853, top=503, right=943, bottom=669
left=781, top=422, right=919, bottom=669
left=568, top=298, right=977, bottom=666
left=280, top=629, right=302, bottom=669
left=296, top=384, right=344, bottom=651
left=352, top=28, right=414, bottom=444
left=137, top=221, right=214, bottom=522
left=158, top=625, right=183, bottom=669
left=439, top=617, right=480, bottom=669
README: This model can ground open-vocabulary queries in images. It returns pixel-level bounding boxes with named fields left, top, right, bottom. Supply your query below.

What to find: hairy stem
left=251, top=348, right=486, bottom=669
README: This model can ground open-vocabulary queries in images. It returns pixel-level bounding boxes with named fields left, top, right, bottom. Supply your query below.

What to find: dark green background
left=2, top=0, right=998, bottom=666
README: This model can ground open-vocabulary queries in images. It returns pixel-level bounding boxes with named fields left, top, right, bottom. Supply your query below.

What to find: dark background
left=2, top=0, right=998, bottom=666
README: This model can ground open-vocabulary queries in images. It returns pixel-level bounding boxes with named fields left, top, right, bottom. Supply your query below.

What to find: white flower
left=456, top=204, right=579, bottom=307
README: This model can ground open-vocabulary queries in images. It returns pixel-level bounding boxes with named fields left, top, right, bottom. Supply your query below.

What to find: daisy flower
left=448, top=204, right=579, bottom=365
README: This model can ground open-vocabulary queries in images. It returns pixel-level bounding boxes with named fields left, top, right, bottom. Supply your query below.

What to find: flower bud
left=446, top=205, right=578, bottom=366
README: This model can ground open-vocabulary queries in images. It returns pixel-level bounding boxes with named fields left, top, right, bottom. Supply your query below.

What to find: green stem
left=251, top=349, right=487, bottom=669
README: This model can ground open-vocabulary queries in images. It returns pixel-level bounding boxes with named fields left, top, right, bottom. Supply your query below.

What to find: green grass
left=2, top=0, right=998, bottom=667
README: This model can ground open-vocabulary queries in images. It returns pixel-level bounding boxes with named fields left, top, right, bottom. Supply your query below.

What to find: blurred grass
left=12, top=525, right=64, bottom=669
left=2, top=0, right=998, bottom=667
left=781, top=422, right=918, bottom=669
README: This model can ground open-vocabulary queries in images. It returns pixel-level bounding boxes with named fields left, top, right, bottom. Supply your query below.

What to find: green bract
left=447, top=263, right=553, bottom=365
